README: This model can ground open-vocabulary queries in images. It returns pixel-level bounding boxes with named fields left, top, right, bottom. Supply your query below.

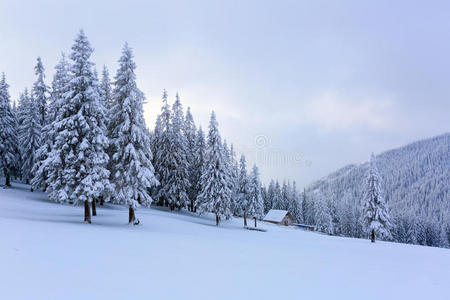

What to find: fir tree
left=154, top=90, right=173, bottom=207
left=100, top=65, right=113, bottom=108
left=168, top=93, right=190, bottom=210
left=237, top=155, right=250, bottom=226
left=0, top=73, right=19, bottom=187
left=32, top=57, right=49, bottom=127
left=363, top=154, right=392, bottom=242
left=32, top=54, right=71, bottom=191
left=184, top=107, right=197, bottom=211
left=191, top=126, right=206, bottom=212
left=108, top=43, right=158, bottom=223
left=196, top=112, right=233, bottom=226
left=248, top=165, right=264, bottom=227
left=46, top=30, right=110, bottom=223
left=18, top=89, right=41, bottom=187
left=314, top=191, right=333, bottom=235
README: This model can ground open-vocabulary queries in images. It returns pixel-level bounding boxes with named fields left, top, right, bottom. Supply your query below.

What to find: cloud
left=304, top=91, right=394, bottom=132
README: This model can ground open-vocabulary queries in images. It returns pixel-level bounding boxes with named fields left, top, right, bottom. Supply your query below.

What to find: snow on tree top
left=263, top=209, right=290, bottom=223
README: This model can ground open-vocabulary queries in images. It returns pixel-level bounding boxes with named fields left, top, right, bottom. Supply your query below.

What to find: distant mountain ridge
left=306, top=133, right=449, bottom=247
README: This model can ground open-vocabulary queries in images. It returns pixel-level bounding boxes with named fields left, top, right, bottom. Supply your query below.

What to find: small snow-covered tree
left=363, top=154, right=392, bottom=242
left=196, top=112, right=233, bottom=226
left=100, top=65, right=113, bottom=108
left=32, top=54, right=71, bottom=191
left=32, top=57, right=49, bottom=127
left=236, top=155, right=250, bottom=226
left=108, top=43, right=159, bottom=223
left=46, top=30, right=110, bottom=223
left=0, top=73, right=19, bottom=187
left=314, top=191, right=333, bottom=235
left=248, top=165, right=264, bottom=227
left=18, top=89, right=41, bottom=187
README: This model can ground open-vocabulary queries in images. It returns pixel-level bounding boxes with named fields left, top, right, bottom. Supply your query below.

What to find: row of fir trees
left=0, top=30, right=266, bottom=226
left=0, top=30, right=391, bottom=241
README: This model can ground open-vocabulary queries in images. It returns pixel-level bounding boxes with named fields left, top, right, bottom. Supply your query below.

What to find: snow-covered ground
left=1, top=182, right=449, bottom=300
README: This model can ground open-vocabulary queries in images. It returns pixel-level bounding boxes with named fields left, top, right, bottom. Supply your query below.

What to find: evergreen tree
left=363, top=154, right=392, bottom=242
left=0, top=73, right=19, bottom=187
left=184, top=107, right=197, bottom=210
left=191, top=126, right=206, bottom=212
left=237, top=155, right=250, bottom=226
left=100, top=65, right=113, bottom=108
left=314, top=191, right=333, bottom=235
left=162, top=93, right=190, bottom=210
left=108, top=43, right=159, bottom=223
left=46, top=30, right=110, bottom=223
left=196, top=112, right=233, bottom=225
left=32, top=57, right=49, bottom=127
left=32, top=54, right=71, bottom=191
left=154, top=90, right=173, bottom=207
left=265, top=180, right=276, bottom=213
left=248, top=165, right=264, bottom=227
left=18, top=89, right=41, bottom=187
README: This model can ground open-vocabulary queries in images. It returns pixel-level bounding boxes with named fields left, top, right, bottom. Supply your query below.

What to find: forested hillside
left=304, top=133, right=449, bottom=247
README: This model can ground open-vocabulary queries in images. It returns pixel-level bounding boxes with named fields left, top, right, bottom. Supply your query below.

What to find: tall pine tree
left=363, top=154, right=392, bottom=242
left=46, top=30, right=110, bottom=223
left=108, top=43, right=159, bottom=223
left=18, top=89, right=41, bottom=188
left=32, top=57, right=49, bottom=127
left=0, top=73, right=19, bottom=187
left=196, top=112, right=233, bottom=225
left=32, top=54, right=71, bottom=191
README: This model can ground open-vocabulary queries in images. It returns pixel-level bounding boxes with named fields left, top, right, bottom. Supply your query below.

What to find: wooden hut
left=263, top=209, right=295, bottom=226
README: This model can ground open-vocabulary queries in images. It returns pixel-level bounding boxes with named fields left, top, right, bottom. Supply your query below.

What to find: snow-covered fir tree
left=32, top=54, right=71, bottom=191
left=228, top=143, right=240, bottom=214
left=32, top=57, right=49, bottom=127
left=0, top=73, right=19, bottom=187
left=108, top=43, right=158, bottom=224
left=99, top=65, right=113, bottom=108
left=184, top=107, right=197, bottom=211
left=18, top=89, right=41, bottom=187
left=191, top=126, right=206, bottom=212
left=314, top=191, right=333, bottom=235
left=45, top=30, right=110, bottom=223
left=154, top=90, right=173, bottom=206
left=362, top=154, right=392, bottom=242
left=196, top=111, right=233, bottom=226
left=265, top=180, right=276, bottom=213
left=236, top=154, right=250, bottom=226
left=247, top=165, right=264, bottom=227
left=160, top=93, right=191, bottom=210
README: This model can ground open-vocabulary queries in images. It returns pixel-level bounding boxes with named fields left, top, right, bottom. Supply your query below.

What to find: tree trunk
left=84, top=201, right=91, bottom=224
left=244, top=212, right=247, bottom=227
left=5, top=173, right=11, bottom=187
left=100, top=196, right=104, bottom=206
left=371, top=229, right=375, bottom=243
left=190, top=199, right=194, bottom=212
left=26, top=178, right=29, bottom=184
left=30, top=186, right=34, bottom=192
left=92, top=199, right=97, bottom=216
left=129, top=205, right=135, bottom=224
left=254, top=217, right=257, bottom=228
left=216, top=214, right=219, bottom=226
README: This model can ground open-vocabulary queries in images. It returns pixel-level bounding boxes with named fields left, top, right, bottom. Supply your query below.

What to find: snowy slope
left=1, top=183, right=449, bottom=300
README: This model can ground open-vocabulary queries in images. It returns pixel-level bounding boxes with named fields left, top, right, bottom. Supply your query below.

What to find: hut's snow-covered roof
left=263, top=209, right=289, bottom=223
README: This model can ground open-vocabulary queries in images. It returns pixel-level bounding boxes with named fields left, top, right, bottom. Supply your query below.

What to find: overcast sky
left=1, top=0, right=449, bottom=187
